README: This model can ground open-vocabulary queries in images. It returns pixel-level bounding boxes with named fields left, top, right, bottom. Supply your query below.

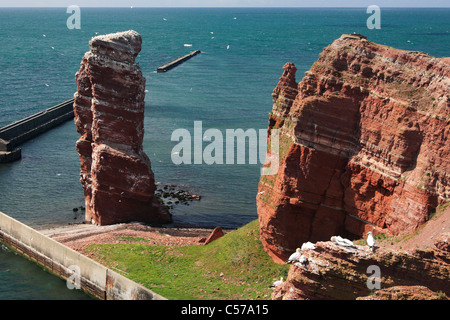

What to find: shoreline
left=37, top=221, right=229, bottom=254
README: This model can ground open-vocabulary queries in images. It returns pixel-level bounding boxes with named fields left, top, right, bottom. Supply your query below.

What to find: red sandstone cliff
left=73, top=30, right=171, bottom=225
left=272, top=236, right=450, bottom=300
left=257, top=34, right=449, bottom=264
left=271, top=205, right=450, bottom=300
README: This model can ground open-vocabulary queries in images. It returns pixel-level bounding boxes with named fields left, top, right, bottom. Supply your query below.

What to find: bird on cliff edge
left=301, top=242, right=316, bottom=251
left=366, top=231, right=375, bottom=252
left=298, top=255, right=308, bottom=267
left=269, top=277, right=284, bottom=288
left=286, top=248, right=301, bottom=264
left=331, top=235, right=355, bottom=247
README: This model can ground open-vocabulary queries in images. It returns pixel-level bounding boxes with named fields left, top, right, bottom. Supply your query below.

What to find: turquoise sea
left=0, top=7, right=448, bottom=299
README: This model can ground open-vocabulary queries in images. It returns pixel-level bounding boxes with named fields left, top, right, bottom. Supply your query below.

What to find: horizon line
left=1, top=6, right=450, bottom=8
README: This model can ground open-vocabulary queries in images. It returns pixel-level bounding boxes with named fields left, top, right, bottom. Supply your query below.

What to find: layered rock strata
left=271, top=240, right=450, bottom=300
left=257, top=34, right=449, bottom=263
left=356, top=286, right=447, bottom=300
left=73, top=30, right=172, bottom=225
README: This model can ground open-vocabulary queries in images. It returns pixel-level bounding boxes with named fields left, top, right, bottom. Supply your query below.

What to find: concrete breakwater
left=157, top=50, right=201, bottom=73
left=0, top=99, right=74, bottom=163
left=0, top=211, right=166, bottom=300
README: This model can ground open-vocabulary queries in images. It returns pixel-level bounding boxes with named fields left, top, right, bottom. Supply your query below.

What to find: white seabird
left=286, top=248, right=301, bottom=264
left=366, top=231, right=375, bottom=251
left=269, top=277, right=284, bottom=288
left=331, top=235, right=355, bottom=247
left=301, top=242, right=316, bottom=250
left=298, top=255, right=308, bottom=266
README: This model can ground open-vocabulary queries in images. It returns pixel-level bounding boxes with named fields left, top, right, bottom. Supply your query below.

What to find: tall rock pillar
left=73, top=30, right=171, bottom=225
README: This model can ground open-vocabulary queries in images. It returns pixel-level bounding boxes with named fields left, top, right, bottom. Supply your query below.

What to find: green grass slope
left=85, top=219, right=289, bottom=300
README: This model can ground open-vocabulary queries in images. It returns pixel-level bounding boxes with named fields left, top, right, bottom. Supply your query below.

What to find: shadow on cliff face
left=257, top=34, right=448, bottom=264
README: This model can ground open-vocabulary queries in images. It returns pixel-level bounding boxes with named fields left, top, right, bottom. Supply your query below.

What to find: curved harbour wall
left=0, top=211, right=166, bottom=300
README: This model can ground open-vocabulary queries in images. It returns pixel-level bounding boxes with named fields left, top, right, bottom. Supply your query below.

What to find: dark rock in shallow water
left=154, top=183, right=202, bottom=211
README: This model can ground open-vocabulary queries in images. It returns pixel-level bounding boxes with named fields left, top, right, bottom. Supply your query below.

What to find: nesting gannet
left=269, top=277, right=284, bottom=288
left=286, top=248, right=301, bottom=264
left=298, top=255, right=308, bottom=266
left=366, top=231, right=375, bottom=251
left=331, top=235, right=355, bottom=247
left=301, top=242, right=316, bottom=250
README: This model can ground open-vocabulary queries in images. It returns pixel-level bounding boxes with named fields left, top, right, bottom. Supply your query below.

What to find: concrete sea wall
left=157, top=50, right=201, bottom=72
left=0, top=99, right=74, bottom=163
left=0, top=211, right=166, bottom=300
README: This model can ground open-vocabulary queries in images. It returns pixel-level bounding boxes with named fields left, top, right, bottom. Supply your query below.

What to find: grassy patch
left=277, top=132, right=294, bottom=159
left=260, top=173, right=277, bottom=188
left=115, top=236, right=151, bottom=242
left=429, top=201, right=450, bottom=220
left=85, top=220, right=289, bottom=300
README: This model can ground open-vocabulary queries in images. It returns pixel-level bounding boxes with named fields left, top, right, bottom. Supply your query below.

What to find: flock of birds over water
left=270, top=231, right=376, bottom=289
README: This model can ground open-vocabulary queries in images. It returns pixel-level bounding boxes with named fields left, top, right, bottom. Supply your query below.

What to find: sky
left=1, top=0, right=449, bottom=7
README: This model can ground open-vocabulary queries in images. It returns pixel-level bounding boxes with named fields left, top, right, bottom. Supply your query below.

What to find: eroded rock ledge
left=257, top=34, right=449, bottom=263
left=272, top=239, right=449, bottom=300
left=73, top=30, right=172, bottom=225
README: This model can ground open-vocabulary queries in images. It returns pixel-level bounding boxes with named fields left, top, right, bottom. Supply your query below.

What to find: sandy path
left=376, top=206, right=450, bottom=252
left=38, top=222, right=218, bottom=254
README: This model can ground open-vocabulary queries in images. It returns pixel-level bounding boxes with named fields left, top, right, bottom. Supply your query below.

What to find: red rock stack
left=73, top=30, right=172, bottom=225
